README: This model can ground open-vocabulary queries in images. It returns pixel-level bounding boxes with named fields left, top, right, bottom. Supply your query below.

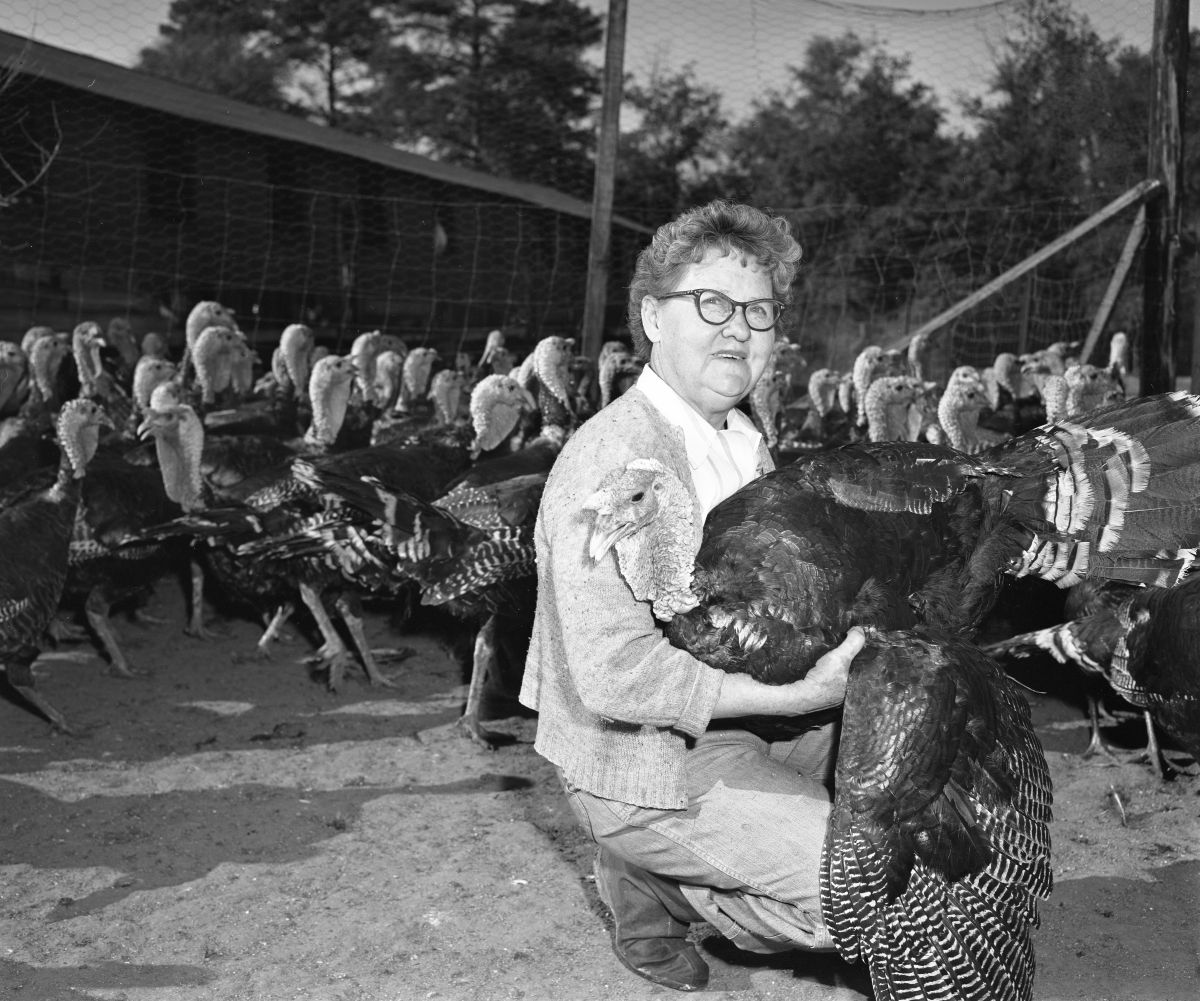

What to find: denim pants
left=562, top=722, right=838, bottom=954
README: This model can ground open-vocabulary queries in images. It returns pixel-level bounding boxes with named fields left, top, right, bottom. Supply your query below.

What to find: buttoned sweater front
left=520, top=387, right=773, bottom=808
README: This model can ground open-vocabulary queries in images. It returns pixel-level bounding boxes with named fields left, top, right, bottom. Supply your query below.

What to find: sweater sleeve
left=538, top=429, right=725, bottom=737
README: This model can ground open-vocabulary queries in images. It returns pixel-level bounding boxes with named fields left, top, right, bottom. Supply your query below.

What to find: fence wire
left=0, top=1, right=1172, bottom=376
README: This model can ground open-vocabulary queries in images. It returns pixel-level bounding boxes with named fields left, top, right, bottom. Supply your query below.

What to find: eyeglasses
left=656, top=289, right=784, bottom=331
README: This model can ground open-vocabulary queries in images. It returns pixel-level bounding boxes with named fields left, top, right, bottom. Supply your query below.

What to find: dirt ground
left=1, top=576, right=1198, bottom=1001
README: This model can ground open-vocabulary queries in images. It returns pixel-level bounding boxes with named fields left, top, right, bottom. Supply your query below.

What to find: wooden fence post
left=1142, top=0, right=1189, bottom=395
left=580, top=0, right=628, bottom=363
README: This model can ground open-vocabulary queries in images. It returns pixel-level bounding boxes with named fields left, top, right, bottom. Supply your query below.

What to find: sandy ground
left=1, top=577, right=1198, bottom=1001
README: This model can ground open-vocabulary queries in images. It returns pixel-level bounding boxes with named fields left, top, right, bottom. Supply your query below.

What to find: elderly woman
left=519, top=200, right=864, bottom=991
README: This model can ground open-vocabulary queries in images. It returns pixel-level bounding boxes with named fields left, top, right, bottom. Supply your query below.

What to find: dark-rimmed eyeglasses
left=656, top=289, right=784, bottom=331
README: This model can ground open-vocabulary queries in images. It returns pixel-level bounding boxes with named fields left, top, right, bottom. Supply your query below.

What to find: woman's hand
left=790, top=627, right=865, bottom=713
left=709, top=627, right=866, bottom=719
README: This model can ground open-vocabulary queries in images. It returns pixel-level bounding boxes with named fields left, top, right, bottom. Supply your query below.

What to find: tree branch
left=0, top=58, right=64, bottom=210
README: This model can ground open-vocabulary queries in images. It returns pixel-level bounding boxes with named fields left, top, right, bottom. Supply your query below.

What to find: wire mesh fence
left=607, top=0, right=1161, bottom=374
left=0, top=38, right=650, bottom=362
left=0, top=1, right=1177, bottom=377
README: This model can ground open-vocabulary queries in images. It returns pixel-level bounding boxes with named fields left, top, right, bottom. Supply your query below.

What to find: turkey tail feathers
left=297, top=461, right=471, bottom=543
left=821, top=632, right=1051, bottom=1001
left=987, top=391, right=1200, bottom=589
left=418, top=525, right=535, bottom=605
left=292, top=459, right=411, bottom=526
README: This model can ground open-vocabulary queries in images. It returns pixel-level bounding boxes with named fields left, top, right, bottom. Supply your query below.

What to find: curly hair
left=626, top=200, right=802, bottom=359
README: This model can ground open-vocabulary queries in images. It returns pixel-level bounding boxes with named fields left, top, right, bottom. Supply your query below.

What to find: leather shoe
left=593, top=849, right=710, bottom=992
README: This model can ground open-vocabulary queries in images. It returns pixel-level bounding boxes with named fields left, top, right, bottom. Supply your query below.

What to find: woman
left=519, top=201, right=864, bottom=991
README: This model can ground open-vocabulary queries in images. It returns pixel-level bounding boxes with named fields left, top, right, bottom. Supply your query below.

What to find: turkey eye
left=631, top=491, right=645, bottom=502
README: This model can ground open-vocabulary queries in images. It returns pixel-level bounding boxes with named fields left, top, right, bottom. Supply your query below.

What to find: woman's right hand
left=709, top=627, right=866, bottom=719
left=788, top=627, right=865, bottom=713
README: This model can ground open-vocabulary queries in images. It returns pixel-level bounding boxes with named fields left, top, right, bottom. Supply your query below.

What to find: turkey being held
left=583, top=390, right=1200, bottom=1001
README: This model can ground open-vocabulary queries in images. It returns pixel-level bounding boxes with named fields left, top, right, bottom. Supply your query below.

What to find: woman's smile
left=641, top=250, right=775, bottom=427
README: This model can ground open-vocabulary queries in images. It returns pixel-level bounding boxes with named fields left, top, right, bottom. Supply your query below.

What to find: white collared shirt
left=636, top=365, right=764, bottom=519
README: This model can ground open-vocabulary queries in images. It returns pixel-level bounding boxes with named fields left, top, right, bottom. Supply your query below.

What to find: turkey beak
left=137, top=412, right=163, bottom=440
left=519, top=387, right=538, bottom=411
left=587, top=520, right=635, bottom=563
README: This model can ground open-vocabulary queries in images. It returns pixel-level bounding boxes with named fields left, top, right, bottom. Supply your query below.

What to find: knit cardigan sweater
left=520, top=387, right=774, bottom=809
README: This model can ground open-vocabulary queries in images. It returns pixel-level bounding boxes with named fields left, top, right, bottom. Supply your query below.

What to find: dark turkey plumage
left=1, top=399, right=114, bottom=731
left=133, top=398, right=472, bottom=690
left=822, top=629, right=1051, bottom=1001
left=583, top=390, right=1200, bottom=1001
left=268, top=437, right=559, bottom=745
left=984, top=576, right=1200, bottom=774
left=61, top=451, right=186, bottom=676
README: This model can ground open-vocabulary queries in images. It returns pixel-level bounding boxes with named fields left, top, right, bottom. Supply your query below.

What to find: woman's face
left=640, top=249, right=776, bottom=428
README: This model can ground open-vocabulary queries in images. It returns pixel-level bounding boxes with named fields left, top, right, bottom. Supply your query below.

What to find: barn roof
left=0, top=28, right=650, bottom=233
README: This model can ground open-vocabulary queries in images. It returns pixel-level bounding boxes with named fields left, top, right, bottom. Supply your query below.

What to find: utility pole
left=580, top=0, right=628, bottom=362
left=1142, top=0, right=1188, bottom=395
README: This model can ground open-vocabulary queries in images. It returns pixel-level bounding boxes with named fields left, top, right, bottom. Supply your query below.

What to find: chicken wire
left=609, top=0, right=1157, bottom=373
left=0, top=0, right=1169, bottom=371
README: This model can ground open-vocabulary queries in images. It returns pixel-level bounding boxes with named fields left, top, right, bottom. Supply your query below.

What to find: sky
left=0, top=0, right=1189, bottom=125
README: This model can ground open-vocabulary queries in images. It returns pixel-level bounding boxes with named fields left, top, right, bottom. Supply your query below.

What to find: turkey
left=850, top=344, right=907, bottom=429
left=596, top=341, right=642, bottom=411
left=370, top=349, right=407, bottom=414
left=1, top=399, right=114, bottom=732
left=59, top=451, right=186, bottom=678
left=369, top=345, right=451, bottom=445
left=131, top=355, right=179, bottom=417
left=581, top=390, right=1200, bottom=1001
left=104, top=317, right=141, bottom=389
left=394, top=346, right=439, bottom=414
left=194, top=351, right=359, bottom=510
left=71, top=321, right=134, bottom=430
left=788, top=367, right=848, bottom=452
left=6, top=435, right=185, bottom=678
left=474, top=329, right=512, bottom=381
left=248, top=434, right=561, bottom=746
left=772, top=338, right=808, bottom=409
left=128, top=350, right=532, bottom=683
left=514, top=335, right=576, bottom=435
left=934, top=368, right=1011, bottom=453
left=0, top=340, right=28, bottom=417
left=1107, top=331, right=1130, bottom=393
left=0, top=334, right=71, bottom=488
left=1020, top=341, right=1078, bottom=387
left=211, top=322, right=315, bottom=438
left=141, top=331, right=169, bottom=359
left=1039, top=363, right=1124, bottom=426
left=747, top=348, right=785, bottom=453
left=134, top=398, right=469, bottom=689
left=127, top=352, right=357, bottom=644
left=177, top=300, right=240, bottom=383
left=190, top=325, right=249, bottom=412
left=134, top=402, right=324, bottom=658
left=349, top=330, right=407, bottom=411
left=977, top=351, right=1045, bottom=437
left=861, top=375, right=925, bottom=443
left=465, top=374, right=539, bottom=458
left=983, top=576, right=1200, bottom=778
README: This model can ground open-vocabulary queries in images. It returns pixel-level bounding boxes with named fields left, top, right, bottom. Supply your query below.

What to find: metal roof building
left=0, top=29, right=649, bottom=355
